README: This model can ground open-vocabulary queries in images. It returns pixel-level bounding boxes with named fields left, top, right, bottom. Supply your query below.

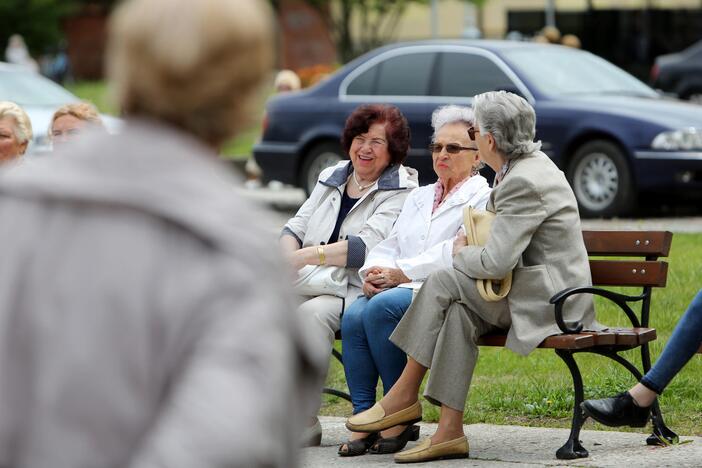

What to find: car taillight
left=650, top=63, right=659, bottom=83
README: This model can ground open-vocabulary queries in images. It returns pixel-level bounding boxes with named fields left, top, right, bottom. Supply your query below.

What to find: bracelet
left=317, top=246, right=326, bottom=265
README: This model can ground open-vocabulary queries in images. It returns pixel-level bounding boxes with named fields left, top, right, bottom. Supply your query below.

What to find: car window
left=347, top=52, right=435, bottom=96
left=437, top=52, right=516, bottom=97
left=502, top=48, right=657, bottom=98
left=0, top=69, right=77, bottom=106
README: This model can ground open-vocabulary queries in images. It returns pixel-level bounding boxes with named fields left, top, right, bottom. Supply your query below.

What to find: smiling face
left=349, top=122, right=392, bottom=181
left=51, top=114, right=88, bottom=146
left=0, top=117, right=27, bottom=162
left=432, top=122, right=479, bottom=185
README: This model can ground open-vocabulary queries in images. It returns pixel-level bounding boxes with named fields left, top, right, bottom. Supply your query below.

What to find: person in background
left=346, top=91, right=601, bottom=464
left=281, top=104, right=418, bottom=446
left=0, top=1, right=324, bottom=467
left=4, top=34, right=39, bottom=72
left=0, top=100, right=32, bottom=163
left=583, top=288, right=702, bottom=428
left=338, top=105, right=491, bottom=457
left=50, top=102, right=104, bottom=147
left=274, top=69, right=301, bottom=92
left=561, top=34, right=582, bottom=49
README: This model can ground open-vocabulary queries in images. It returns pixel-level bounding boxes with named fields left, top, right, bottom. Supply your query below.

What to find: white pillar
left=545, top=0, right=556, bottom=27
left=431, top=0, right=439, bottom=38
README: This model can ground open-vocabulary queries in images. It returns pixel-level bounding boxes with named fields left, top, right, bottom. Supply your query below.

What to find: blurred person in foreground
left=0, top=1, right=324, bottom=467
left=50, top=102, right=104, bottom=147
left=583, top=288, right=702, bottom=429
left=338, top=105, right=491, bottom=456
left=281, top=104, right=418, bottom=445
left=0, top=101, right=32, bottom=163
left=346, top=91, right=601, bottom=463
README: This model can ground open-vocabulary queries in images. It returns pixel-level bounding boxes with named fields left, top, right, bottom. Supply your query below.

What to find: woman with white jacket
left=338, top=105, right=491, bottom=457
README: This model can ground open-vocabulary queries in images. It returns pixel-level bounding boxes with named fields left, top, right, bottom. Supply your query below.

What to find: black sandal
left=369, top=425, right=420, bottom=454
left=338, top=432, right=380, bottom=457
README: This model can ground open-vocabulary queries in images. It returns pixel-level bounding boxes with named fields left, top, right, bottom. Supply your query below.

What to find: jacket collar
left=320, top=161, right=406, bottom=191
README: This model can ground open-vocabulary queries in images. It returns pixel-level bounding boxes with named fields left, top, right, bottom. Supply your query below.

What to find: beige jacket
left=453, top=151, right=599, bottom=355
left=284, top=161, right=418, bottom=302
left=0, top=120, right=325, bottom=468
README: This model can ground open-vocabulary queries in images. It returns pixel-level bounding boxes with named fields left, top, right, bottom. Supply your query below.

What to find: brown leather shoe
left=346, top=401, right=422, bottom=433
left=394, top=435, right=469, bottom=464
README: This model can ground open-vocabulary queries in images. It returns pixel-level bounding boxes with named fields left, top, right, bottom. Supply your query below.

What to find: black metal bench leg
left=647, top=401, right=679, bottom=446
left=555, top=349, right=588, bottom=460
left=322, top=347, right=352, bottom=402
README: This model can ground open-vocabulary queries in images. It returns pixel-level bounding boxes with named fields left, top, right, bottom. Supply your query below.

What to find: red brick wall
left=279, top=0, right=336, bottom=69
left=63, top=6, right=108, bottom=80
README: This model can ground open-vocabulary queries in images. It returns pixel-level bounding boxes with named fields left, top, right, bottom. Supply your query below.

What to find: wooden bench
left=323, top=230, right=676, bottom=460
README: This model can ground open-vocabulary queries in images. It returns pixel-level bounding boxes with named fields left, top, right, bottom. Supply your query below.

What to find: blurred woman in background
left=50, top=102, right=104, bottom=147
left=0, top=101, right=32, bottom=163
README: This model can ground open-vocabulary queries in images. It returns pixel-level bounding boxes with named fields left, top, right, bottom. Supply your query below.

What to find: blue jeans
left=641, top=288, right=702, bottom=394
left=341, top=287, right=413, bottom=414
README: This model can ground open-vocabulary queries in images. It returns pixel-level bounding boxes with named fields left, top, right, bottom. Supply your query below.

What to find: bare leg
left=377, top=358, right=427, bottom=415
left=629, top=383, right=657, bottom=407
left=431, top=405, right=465, bottom=444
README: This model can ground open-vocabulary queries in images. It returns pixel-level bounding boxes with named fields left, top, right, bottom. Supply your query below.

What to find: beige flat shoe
left=346, top=401, right=422, bottom=433
left=394, top=435, right=469, bottom=464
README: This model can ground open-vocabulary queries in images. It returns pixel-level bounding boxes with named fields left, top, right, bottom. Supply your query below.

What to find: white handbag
left=293, top=264, right=349, bottom=298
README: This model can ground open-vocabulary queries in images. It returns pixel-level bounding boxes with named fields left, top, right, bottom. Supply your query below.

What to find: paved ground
left=239, top=184, right=702, bottom=234
left=302, top=417, right=701, bottom=467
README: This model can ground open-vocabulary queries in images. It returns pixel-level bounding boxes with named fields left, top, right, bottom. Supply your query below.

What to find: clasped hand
left=362, top=266, right=410, bottom=297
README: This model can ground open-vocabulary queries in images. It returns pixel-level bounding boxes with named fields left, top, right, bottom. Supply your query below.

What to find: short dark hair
left=341, top=104, right=410, bottom=165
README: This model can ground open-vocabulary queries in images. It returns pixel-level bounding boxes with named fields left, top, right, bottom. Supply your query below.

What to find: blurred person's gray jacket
left=0, top=120, right=326, bottom=468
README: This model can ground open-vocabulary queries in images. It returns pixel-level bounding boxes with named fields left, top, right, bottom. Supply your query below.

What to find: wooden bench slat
left=478, top=333, right=595, bottom=349
left=590, top=260, right=668, bottom=287
left=477, top=329, right=656, bottom=350
left=583, top=231, right=672, bottom=257
left=698, top=344, right=702, bottom=354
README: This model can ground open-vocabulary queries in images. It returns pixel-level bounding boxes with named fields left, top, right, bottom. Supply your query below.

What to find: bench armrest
left=550, top=286, right=645, bottom=333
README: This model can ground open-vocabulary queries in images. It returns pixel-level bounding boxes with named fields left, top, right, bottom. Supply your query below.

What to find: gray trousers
left=390, top=267, right=512, bottom=411
left=298, top=294, right=344, bottom=415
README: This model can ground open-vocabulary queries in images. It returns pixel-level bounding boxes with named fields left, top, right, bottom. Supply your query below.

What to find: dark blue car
left=254, top=40, right=702, bottom=217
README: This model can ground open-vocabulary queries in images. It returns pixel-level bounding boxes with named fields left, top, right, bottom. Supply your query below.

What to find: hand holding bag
left=293, top=264, right=349, bottom=298
left=462, top=206, right=513, bottom=302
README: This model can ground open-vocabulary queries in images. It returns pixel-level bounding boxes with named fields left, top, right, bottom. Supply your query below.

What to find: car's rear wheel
left=300, top=142, right=344, bottom=195
left=567, top=140, right=635, bottom=218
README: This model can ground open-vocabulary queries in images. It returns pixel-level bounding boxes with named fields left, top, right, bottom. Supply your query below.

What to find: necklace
left=352, top=171, right=377, bottom=191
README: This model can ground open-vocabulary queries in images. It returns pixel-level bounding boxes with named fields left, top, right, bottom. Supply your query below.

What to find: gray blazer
left=453, top=151, right=598, bottom=355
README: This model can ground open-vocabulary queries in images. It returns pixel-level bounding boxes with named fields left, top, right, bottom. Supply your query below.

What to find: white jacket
left=360, top=175, right=491, bottom=282
left=284, top=161, right=418, bottom=296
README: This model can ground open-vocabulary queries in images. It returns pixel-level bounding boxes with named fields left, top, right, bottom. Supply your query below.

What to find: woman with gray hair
left=0, top=101, right=32, bottom=162
left=338, top=105, right=490, bottom=457
left=346, top=91, right=601, bottom=463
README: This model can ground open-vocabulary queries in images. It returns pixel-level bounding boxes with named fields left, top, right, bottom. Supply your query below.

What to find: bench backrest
left=583, top=231, right=672, bottom=288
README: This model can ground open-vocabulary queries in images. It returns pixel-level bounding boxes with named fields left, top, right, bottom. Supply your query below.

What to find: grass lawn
left=66, top=81, right=265, bottom=160
left=322, top=232, right=702, bottom=437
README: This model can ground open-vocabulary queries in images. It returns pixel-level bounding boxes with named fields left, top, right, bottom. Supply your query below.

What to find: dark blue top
left=329, top=191, right=359, bottom=245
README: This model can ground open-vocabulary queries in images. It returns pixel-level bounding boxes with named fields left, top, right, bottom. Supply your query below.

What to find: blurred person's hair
left=561, top=34, right=582, bottom=49
left=473, top=91, right=541, bottom=160
left=541, top=26, right=561, bottom=44
left=341, top=104, right=410, bottom=166
left=531, top=35, right=549, bottom=44
left=0, top=101, right=33, bottom=145
left=274, top=69, right=301, bottom=92
left=107, top=0, right=273, bottom=147
left=50, top=102, right=104, bottom=131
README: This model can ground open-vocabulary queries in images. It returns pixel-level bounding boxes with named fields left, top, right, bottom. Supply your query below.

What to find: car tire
left=566, top=140, right=635, bottom=218
left=300, top=142, right=345, bottom=195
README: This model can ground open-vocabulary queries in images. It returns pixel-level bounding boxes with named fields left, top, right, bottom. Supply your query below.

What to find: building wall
left=392, top=0, right=702, bottom=40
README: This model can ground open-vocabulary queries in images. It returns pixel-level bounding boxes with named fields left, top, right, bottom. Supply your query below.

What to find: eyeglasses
left=467, top=126, right=478, bottom=141
left=428, top=143, right=477, bottom=154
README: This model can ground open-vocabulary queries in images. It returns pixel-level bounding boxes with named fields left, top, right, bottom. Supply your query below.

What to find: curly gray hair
left=472, top=91, right=541, bottom=160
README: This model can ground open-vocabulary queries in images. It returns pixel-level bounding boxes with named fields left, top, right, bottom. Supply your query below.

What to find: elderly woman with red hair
left=281, top=103, right=418, bottom=445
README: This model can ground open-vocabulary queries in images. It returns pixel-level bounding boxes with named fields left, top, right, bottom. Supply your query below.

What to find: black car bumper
left=253, top=142, right=300, bottom=185
left=634, top=150, right=702, bottom=195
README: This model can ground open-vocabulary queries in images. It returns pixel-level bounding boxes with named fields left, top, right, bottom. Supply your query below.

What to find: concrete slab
left=301, top=417, right=701, bottom=467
